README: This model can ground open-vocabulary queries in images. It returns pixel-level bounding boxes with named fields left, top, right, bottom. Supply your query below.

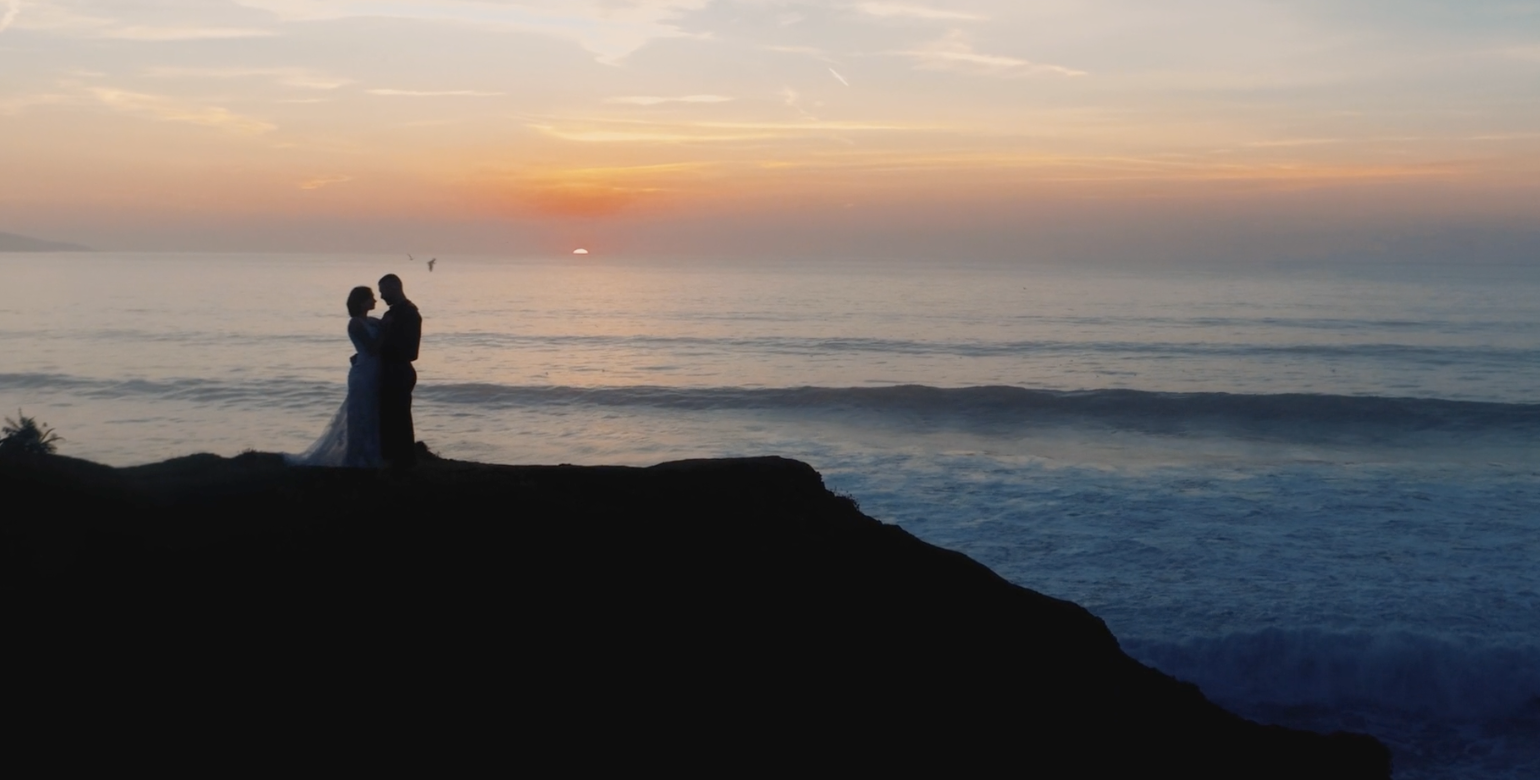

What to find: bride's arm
left=349, top=316, right=381, bottom=355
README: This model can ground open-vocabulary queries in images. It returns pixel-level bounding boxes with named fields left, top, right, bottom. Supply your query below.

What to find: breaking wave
left=6, top=373, right=1538, bottom=443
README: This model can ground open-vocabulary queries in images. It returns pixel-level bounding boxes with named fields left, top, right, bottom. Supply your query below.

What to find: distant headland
left=1, top=448, right=1390, bottom=776
left=0, top=231, right=92, bottom=252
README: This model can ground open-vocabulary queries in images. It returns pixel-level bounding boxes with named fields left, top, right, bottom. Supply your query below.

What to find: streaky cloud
left=366, top=89, right=504, bottom=97
left=145, top=67, right=353, bottom=90
left=530, top=124, right=783, bottom=143
left=762, top=44, right=824, bottom=55
left=761, top=44, right=843, bottom=65
left=1468, top=132, right=1540, bottom=141
left=299, top=175, right=352, bottom=190
left=530, top=117, right=922, bottom=143
left=235, top=0, right=709, bottom=65
left=606, top=95, right=735, bottom=105
left=1245, top=138, right=1343, bottom=148
left=0, top=0, right=19, bottom=35
left=895, top=30, right=1086, bottom=78
left=857, top=2, right=984, bottom=21
left=104, top=26, right=276, bottom=41
left=89, top=88, right=276, bottom=135
left=0, top=92, right=74, bottom=115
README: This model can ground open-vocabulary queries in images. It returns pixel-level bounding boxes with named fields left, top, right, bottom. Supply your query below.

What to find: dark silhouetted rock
left=1, top=449, right=1390, bottom=776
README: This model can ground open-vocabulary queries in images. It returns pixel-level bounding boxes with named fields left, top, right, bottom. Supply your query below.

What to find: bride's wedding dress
left=287, top=316, right=383, bottom=468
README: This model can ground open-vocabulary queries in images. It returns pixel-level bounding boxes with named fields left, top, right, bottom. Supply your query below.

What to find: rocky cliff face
left=2, top=451, right=1390, bottom=776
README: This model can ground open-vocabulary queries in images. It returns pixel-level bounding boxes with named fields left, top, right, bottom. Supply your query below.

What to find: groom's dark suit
left=378, top=297, right=422, bottom=467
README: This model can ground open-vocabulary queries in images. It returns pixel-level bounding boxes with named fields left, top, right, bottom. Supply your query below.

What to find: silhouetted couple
left=289, top=274, right=421, bottom=469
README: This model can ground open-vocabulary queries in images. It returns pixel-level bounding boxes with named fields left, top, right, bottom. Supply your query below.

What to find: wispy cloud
left=145, top=67, right=353, bottom=90
left=1244, top=138, right=1343, bottom=148
left=502, top=162, right=715, bottom=216
left=89, top=88, right=276, bottom=134
left=895, top=30, right=1087, bottom=78
left=695, top=120, right=916, bottom=131
left=0, top=92, right=74, bottom=115
left=1, top=0, right=20, bottom=35
left=856, top=2, right=985, bottom=21
left=1468, top=132, right=1540, bottom=141
left=762, top=44, right=824, bottom=56
left=235, top=0, right=710, bottom=64
left=781, top=86, right=815, bottom=119
left=761, top=43, right=843, bottom=65
left=829, top=67, right=850, bottom=86
left=530, top=124, right=778, bottom=143
left=605, top=95, right=734, bottom=105
left=300, top=175, right=352, bottom=190
left=366, top=89, right=503, bottom=97
left=104, top=26, right=275, bottom=41
left=6, top=3, right=277, bottom=41
left=530, top=117, right=918, bottom=143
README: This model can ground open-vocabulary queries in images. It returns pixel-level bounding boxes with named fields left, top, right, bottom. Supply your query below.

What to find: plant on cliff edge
left=1, top=410, right=63, bottom=455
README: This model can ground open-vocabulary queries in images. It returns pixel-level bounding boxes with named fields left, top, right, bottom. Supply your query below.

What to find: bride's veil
left=285, top=399, right=352, bottom=467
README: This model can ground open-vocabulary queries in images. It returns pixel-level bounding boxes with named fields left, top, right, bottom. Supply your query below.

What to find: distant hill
left=0, top=231, right=92, bottom=252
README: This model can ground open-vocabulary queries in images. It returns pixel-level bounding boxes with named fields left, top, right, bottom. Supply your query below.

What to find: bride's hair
left=346, top=286, right=373, bottom=317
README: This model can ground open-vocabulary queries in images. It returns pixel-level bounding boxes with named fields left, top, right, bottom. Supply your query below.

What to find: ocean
left=3, top=252, right=1537, bottom=777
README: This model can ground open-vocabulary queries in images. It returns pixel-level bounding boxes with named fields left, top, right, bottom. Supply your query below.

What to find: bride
left=287, top=286, right=384, bottom=467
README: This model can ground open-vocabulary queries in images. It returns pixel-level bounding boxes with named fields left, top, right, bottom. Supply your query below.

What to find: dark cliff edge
left=2, top=449, right=1390, bottom=776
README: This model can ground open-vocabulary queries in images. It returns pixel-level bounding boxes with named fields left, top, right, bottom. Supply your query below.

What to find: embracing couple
left=289, top=274, right=422, bottom=469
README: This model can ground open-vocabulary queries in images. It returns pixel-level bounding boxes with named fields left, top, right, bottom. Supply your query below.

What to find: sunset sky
left=3, top=0, right=1538, bottom=260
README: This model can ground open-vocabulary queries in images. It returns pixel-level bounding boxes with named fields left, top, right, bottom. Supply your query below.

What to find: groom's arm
left=376, top=310, right=398, bottom=360
left=402, top=309, right=422, bottom=362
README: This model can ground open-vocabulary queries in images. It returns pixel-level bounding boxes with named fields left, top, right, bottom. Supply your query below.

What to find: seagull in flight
left=427, top=258, right=437, bottom=272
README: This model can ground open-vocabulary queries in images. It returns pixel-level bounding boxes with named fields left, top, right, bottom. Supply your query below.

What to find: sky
left=2, top=0, right=1539, bottom=261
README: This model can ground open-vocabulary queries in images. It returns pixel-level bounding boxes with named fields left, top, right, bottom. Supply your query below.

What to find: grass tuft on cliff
left=1, top=411, right=63, bottom=456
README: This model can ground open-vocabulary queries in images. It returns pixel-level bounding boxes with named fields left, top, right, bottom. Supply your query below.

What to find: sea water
left=3, top=252, right=1537, bottom=777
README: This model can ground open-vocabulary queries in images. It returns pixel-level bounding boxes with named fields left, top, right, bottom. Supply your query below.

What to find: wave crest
left=5, top=373, right=1538, bottom=441
left=418, top=383, right=1540, bottom=441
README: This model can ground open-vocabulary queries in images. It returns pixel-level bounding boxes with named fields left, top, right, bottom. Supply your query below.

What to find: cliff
left=1, top=449, right=1390, bottom=776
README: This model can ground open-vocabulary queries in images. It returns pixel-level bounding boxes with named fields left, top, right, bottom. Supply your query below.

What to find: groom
left=377, top=273, right=422, bottom=468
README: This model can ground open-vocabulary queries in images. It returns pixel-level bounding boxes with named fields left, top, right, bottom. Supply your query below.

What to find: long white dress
left=286, top=317, right=383, bottom=468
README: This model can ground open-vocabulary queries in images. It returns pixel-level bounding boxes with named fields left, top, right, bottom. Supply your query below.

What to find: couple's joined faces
left=379, top=275, right=406, bottom=305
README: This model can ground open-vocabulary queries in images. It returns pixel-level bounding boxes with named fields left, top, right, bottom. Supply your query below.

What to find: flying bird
left=427, top=258, right=436, bottom=272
